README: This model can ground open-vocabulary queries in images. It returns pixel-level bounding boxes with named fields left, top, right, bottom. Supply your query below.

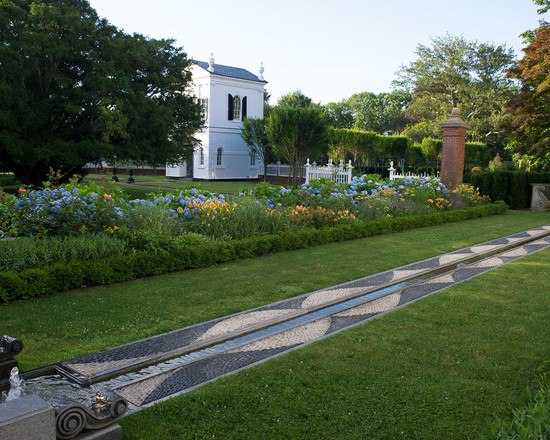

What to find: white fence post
left=305, top=158, right=311, bottom=184
left=346, top=160, right=353, bottom=183
left=388, top=161, right=396, bottom=180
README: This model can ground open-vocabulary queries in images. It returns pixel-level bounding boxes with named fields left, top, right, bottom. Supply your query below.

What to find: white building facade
left=166, top=56, right=267, bottom=180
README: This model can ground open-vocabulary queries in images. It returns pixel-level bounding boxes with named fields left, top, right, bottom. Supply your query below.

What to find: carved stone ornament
left=51, top=392, right=127, bottom=439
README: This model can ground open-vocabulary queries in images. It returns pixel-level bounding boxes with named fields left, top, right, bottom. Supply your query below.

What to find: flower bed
left=0, top=174, right=504, bottom=302
left=0, top=175, right=491, bottom=240
left=0, top=202, right=507, bottom=302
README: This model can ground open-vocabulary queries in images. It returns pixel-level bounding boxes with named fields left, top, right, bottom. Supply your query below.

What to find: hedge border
left=0, top=202, right=507, bottom=302
left=465, top=171, right=550, bottom=209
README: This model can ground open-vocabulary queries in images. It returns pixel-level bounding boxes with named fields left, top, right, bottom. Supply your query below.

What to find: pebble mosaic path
left=57, top=226, right=550, bottom=398
left=111, top=229, right=550, bottom=408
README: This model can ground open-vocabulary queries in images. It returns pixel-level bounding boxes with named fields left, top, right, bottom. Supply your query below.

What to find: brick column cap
left=441, top=107, right=470, bottom=129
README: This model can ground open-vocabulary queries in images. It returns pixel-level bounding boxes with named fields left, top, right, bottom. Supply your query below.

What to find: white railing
left=388, top=161, right=430, bottom=180
left=305, top=159, right=353, bottom=185
left=265, top=162, right=293, bottom=177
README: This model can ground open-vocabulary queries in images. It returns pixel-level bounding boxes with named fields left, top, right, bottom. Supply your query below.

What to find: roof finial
left=259, top=62, right=264, bottom=80
left=208, top=53, right=215, bottom=72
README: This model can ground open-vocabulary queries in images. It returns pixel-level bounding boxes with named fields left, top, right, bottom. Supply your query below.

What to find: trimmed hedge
left=327, top=128, right=412, bottom=165
left=465, top=171, right=550, bottom=209
left=421, top=138, right=490, bottom=171
left=0, top=202, right=507, bottom=303
left=327, top=129, right=490, bottom=172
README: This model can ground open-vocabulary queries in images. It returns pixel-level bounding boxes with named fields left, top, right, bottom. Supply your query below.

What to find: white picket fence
left=388, top=161, right=430, bottom=180
left=305, top=159, right=353, bottom=185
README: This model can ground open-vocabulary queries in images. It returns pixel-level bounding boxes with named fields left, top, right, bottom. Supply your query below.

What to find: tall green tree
left=324, top=100, right=354, bottom=129
left=347, top=90, right=411, bottom=134
left=394, top=35, right=517, bottom=154
left=0, top=0, right=202, bottom=186
left=505, top=21, right=550, bottom=169
left=277, top=90, right=315, bottom=109
left=325, top=90, right=410, bottom=133
left=266, top=99, right=329, bottom=187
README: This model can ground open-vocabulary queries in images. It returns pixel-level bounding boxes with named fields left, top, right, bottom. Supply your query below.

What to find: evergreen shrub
left=465, top=171, right=550, bottom=209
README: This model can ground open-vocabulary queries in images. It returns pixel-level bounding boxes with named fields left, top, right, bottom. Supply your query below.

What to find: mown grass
left=85, top=173, right=260, bottom=198
left=120, top=247, right=550, bottom=439
left=0, top=210, right=547, bottom=372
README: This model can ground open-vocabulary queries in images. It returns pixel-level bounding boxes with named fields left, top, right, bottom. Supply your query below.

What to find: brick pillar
left=440, top=108, right=469, bottom=189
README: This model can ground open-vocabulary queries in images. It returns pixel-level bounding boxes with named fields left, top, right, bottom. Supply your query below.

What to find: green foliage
left=0, top=272, right=25, bottom=302
left=356, top=89, right=411, bottom=133
left=491, top=385, right=550, bottom=439
left=277, top=90, right=316, bottom=108
left=179, top=196, right=294, bottom=240
left=266, top=103, right=329, bottom=186
left=0, top=0, right=202, bottom=186
left=0, top=234, right=129, bottom=272
left=465, top=170, right=550, bottom=209
left=533, top=0, right=550, bottom=14
left=324, top=100, right=354, bottom=129
left=394, top=34, right=517, bottom=153
left=420, top=138, right=442, bottom=170
left=327, top=127, right=412, bottom=168
left=0, top=203, right=507, bottom=302
left=123, top=203, right=183, bottom=240
left=506, top=22, right=550, bottom=167
left=418, top=138, right=490, bottom=171
left=118, top=243, right=550, bottom=439
left=402, top=120, right=442, bottom=144
left=465, top=141, right=491, bottom=169
left=0, top=174, right=18, bottom=186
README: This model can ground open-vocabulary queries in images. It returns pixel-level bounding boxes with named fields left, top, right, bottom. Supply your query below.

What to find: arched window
left=232, top=95, right=241, bottom=120
left=216, top=147, right=223, bottom=166
left=250, top=150, right=256, bottom=166
left=199, top=147, right=204, bottom=166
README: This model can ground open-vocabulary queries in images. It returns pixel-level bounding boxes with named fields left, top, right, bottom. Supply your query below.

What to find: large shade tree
left=505, top=21, right=550, bottom=169
left=394, top=35, right=517, bottom=155
left=325, top=90, right=410, bottom=134
left=347, top=90, right=411, bottom=134
left=0, top=0, right=203, bottom=186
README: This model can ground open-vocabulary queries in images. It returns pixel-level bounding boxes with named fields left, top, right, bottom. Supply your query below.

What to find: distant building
left=166, top=55, right=267, bottom=180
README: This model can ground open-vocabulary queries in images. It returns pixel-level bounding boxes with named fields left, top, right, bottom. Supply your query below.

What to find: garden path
left=22, top=226, right=550, bottom=413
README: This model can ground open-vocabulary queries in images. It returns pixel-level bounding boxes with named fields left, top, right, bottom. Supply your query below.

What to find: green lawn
left=1, top=173, right=259, bottom=197
left=0, top=210, right=549, bottom=438
left=1, top=210, right=548, bottom=372
left=121, top=246, right=550, bottom=439
left=85, top=173, right=260, bottom=198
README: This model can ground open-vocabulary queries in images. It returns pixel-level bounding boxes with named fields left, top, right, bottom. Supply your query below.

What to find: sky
left=88, top=0, right=547, bottom=105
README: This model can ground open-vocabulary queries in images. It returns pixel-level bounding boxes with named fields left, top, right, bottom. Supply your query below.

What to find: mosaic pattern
left=113, top=232, right=550, bottom=408
left=60, top=226, right=550, bottom=385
